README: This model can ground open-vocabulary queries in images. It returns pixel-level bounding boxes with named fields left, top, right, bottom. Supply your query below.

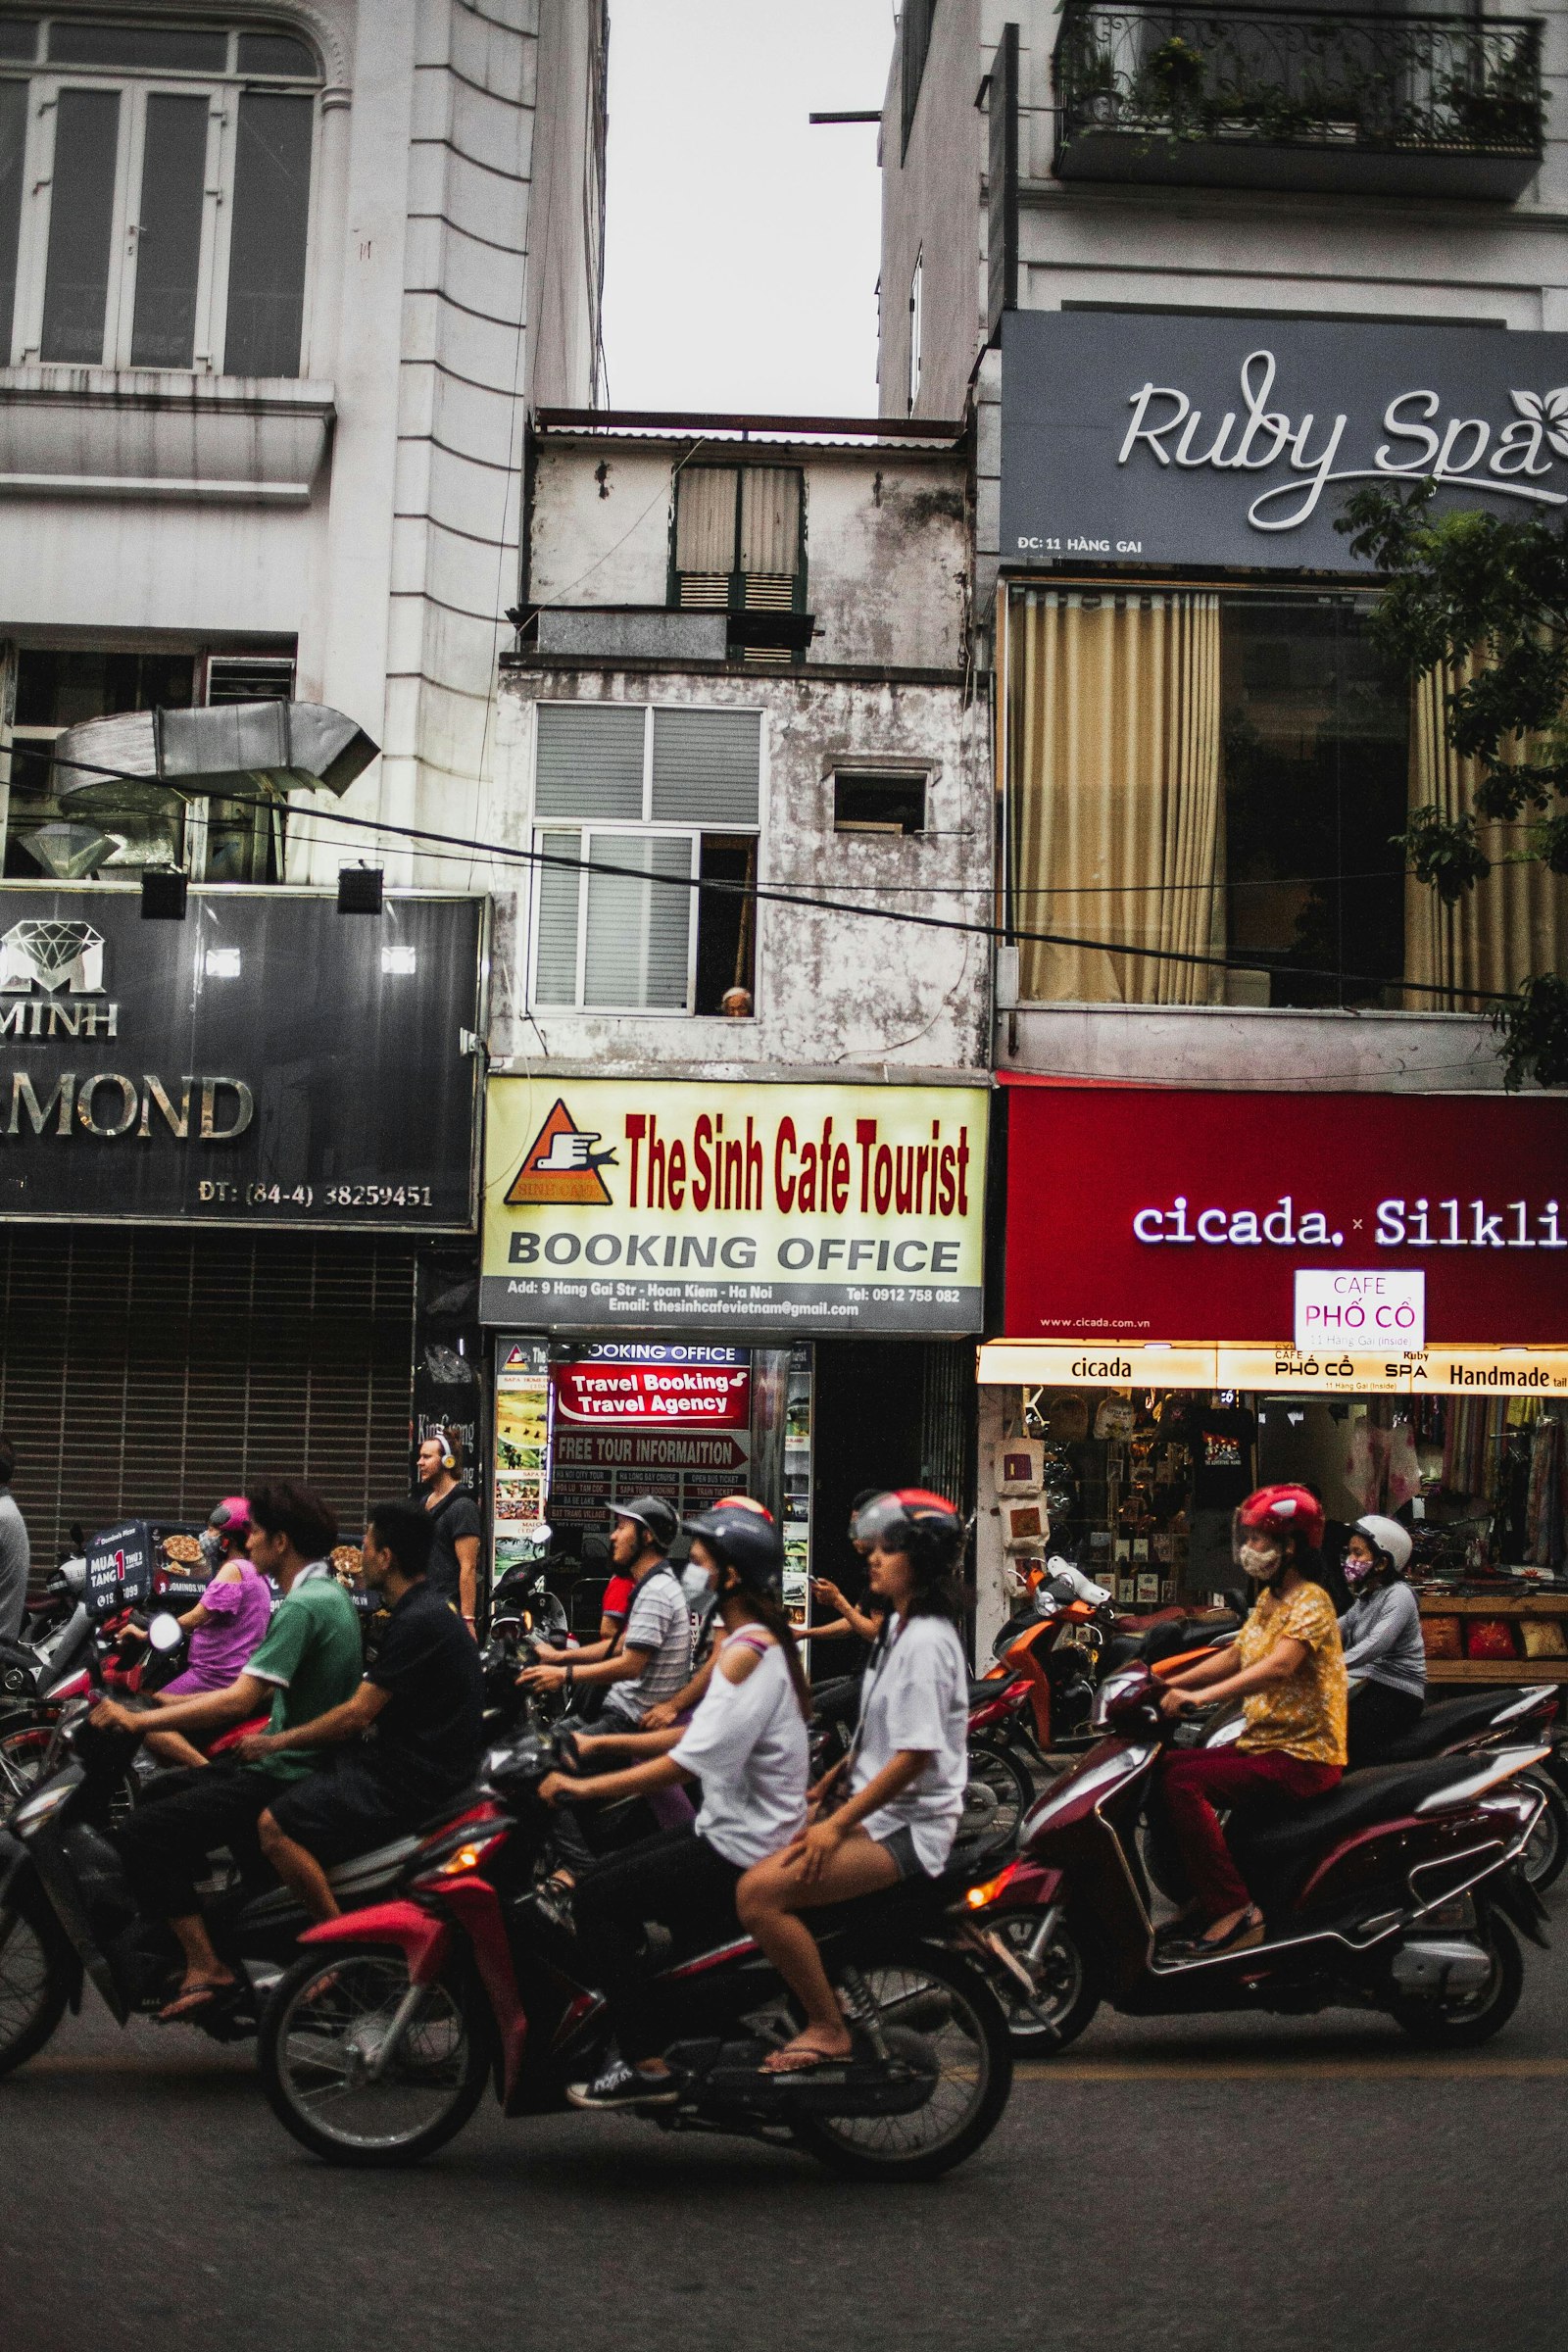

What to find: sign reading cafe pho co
left=1000, top=314, right=1568, bottom=572
left=481, top=1077, right=988, bottom=1334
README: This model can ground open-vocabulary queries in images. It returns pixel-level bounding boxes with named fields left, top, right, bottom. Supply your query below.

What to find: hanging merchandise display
left=994, top=1440, right=1045, bottom=1497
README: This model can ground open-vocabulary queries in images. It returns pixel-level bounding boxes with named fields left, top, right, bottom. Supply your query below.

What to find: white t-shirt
left=671, top=1634, right=808, bottom=1870
left=851, top=1612, right=969, bottom=1876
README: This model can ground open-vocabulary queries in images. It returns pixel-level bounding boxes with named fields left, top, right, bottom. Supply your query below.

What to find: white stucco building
left=0, top=1, right=608, bottom=886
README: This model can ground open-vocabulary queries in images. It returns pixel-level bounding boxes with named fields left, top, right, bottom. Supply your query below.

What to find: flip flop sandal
left=156, top=1980, right=243, bottom=2025
left=760, top=2040, right=855, bottom=2077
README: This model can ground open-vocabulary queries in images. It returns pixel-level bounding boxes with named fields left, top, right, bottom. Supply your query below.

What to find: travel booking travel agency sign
left=1000, top=313, right=1568, bottom=570
left=481, top=1078, right=988, bottom=1334
left=1000, top=1081, right=1568, bottom=1360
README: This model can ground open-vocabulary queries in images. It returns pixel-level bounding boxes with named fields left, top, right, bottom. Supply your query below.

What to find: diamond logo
left=0, top=919, right=106, bottom=995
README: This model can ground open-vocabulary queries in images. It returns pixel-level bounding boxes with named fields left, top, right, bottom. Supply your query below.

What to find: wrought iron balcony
left=1054, top=4, right=1544, bottom=199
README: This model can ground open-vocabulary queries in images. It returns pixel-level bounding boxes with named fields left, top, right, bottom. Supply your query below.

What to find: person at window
left=1155, top=1485, right=1348, bottom=1957
left=536, top=1506, right=810, bottom=2111
left=93, top=1481, right=361, bottom=2022
left=1338, top=1515, right=1425, bottom=1765
left=735, top=1490, right=969, bottom=2076
left=721, top=987, right=753, bottom=1018
left=416, top=1428, right=482, bottom=1637
left=234, top=1499, right=484, bottom=1920
left=0, top=1432, right=30, bottom=1644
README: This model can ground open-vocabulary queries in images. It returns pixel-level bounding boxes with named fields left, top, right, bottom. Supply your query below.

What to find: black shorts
left=266, top=1756, right=452, bottom=1865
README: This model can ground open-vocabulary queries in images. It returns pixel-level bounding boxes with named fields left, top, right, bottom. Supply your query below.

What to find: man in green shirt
left=97, top=1480, right=362, bottom=2022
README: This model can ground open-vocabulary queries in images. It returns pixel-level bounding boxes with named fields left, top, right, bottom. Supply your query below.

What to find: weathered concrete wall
left=489, top=660, right=991, bottom=1074
left=878, top=0, right=983, bottom=422
left=997, top=1001, right=1521, bottom=1095
left=526, top=436, right=972, bottom=672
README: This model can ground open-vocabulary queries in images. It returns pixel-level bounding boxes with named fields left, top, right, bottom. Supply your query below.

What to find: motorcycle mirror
left=147, top=1613, right=184, bottom=1655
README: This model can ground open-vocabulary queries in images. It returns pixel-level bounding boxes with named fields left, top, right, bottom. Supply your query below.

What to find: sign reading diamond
left=0, top=919, right=104, bottom=995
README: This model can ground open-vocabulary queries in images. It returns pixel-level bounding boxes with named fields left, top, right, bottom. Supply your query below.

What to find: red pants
left=1158, top=1749, right=1342, bottom=1920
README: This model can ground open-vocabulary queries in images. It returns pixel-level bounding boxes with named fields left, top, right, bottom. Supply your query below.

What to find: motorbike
left=257, top=1725, right=1014, bottom=2180
left=0, top=1696, right=460, bottom=2079
left=963, top=1660, right=1550, bottom=2058
left=809, top=1671, right=1034, bottom=1854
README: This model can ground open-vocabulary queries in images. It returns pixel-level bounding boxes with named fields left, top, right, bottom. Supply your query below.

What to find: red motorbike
left=257, top=1729, right=1014, bottom=2180
left=962, top=1660, right=1550, bottom=2056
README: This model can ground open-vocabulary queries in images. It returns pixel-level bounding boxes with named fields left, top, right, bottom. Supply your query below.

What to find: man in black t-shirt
left=237, top=1498, right=483, bottom=1921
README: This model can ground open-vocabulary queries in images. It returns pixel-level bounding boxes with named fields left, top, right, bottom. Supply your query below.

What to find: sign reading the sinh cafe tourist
left=0, top=886, right=484, bottom=1229
left=1000, top=313, right=1568, bottom=571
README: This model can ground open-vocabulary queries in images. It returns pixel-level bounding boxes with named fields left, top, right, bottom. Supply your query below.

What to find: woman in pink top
left=138, top=1499, right=274, bottom=1765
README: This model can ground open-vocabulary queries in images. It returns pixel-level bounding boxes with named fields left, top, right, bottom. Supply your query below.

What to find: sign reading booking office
left=480, top=1078, right=988, bottom=1335
left=1000, top=314, right=1568, bottom=571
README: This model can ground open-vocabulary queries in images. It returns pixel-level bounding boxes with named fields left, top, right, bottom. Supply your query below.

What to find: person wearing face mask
left=537, top=1506, right=810, bottom=2110
left=1152, top=1485, right=1348, bottom=1956
left=1338, top=1515, right=1426, bottom=1765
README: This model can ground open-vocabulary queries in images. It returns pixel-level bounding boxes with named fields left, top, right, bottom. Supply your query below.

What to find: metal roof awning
left=55, top=702, right=379, bottom=812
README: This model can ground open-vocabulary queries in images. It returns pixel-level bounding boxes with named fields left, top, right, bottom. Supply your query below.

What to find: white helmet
left=1352, top=1514, right=1412, bottom=1575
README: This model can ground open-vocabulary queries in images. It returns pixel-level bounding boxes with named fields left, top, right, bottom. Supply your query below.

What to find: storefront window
left=1005, top=585, right=1568, bottom=1011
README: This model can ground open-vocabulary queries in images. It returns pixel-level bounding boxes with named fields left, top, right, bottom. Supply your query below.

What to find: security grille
left=0, top=1228, right=416, bottom=1571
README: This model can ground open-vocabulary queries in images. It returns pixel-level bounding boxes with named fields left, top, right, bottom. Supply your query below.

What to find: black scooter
left=0, top=1699, right=466, bottom=2078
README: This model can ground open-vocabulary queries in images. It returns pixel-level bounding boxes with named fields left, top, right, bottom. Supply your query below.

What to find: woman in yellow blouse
left=1155, top=1485, right=1348, bottom=1956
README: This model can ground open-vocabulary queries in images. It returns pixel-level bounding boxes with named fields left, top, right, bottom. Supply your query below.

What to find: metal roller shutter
left=0, top=1228, right=416, bottom=1573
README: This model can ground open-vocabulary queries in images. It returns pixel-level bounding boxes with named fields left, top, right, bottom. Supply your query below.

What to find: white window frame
left=1, top=24, right=321, bottom=375
left=907, top=246, right=923, bottom=415
left=528, top=703, right=764, bottom=1018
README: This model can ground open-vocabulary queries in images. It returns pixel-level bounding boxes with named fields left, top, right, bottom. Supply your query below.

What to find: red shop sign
left=553, top=1361, right=751, bottom=1427
left=1002, top=1082, right=1568, bottom=1347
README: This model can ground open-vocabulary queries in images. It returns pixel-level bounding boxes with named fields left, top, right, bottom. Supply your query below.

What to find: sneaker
left=566, top=2057, right=680, bottom=2111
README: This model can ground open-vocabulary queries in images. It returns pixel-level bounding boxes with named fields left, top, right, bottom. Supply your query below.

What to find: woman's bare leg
left=737, top=1834, right=899, bottom=2069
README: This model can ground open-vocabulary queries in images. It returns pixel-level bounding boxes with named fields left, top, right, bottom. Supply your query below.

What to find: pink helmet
left=207, top=1495, right=253, bottom=1551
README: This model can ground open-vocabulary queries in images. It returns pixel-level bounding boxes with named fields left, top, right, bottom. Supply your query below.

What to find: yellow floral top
left=1234, top=1580, right=1348, bottom=1767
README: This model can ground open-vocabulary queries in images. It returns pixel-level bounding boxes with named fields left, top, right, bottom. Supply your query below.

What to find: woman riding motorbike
left=1339, top=1514, right=1426, bottom=1766
left=536, top=1504, right=811, bottom=2111
left=736, top=1489, right=969, bottom=2076
left=122, top=1497, right=274, bottom=1768
left=1154, top=1484, right=1348, bottom=1956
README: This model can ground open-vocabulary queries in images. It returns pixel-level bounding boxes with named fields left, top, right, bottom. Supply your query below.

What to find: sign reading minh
left=481, top=1078, right=988, bottom=1335
left=1000, top=313, right=1568, bottom=570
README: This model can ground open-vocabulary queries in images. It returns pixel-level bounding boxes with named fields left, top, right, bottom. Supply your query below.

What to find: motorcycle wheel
left=0, top=1884, right=71, bottom=2080
left=960, top=1740, right=1034, bottom=1857
left=792, top=1946, right=1013, bottom=2182
left=0, top=1719, right=137, bottom=1827
left=1516, top=1771, right=1568, bottom=1893
left=258, top=1945, right=491, bottom=2166
left=1387, top=1910, right=1523, bottom=2050
left=991, top=1912, right=1101, bottom=2056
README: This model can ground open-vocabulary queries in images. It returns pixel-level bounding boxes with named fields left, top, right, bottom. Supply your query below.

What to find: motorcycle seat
left=1230, top=1755, right=1489, bottom=1881
left=968, top=1675, right=1020, bottom=1709
left=811, top=1677, right=862, bottom=1728
left=1369, top=1689, right=1547, bottom=1764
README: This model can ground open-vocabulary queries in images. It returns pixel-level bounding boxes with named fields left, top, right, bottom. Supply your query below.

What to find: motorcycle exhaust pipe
left=1390, top=1937, right=1494, bottom=1995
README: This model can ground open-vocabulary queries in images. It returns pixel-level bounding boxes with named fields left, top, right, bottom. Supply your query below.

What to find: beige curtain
left=1406, top=654, right=1568, bottom=1009
left=1008, top=589, right=1224, bottom=1004
left=674, top=467, right=737, bottom=573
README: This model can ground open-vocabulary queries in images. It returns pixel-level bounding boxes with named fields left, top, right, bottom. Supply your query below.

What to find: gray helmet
left=683, top=1506, right=785, bottom=1595
left=610, top=1494, right=677, bottom=1551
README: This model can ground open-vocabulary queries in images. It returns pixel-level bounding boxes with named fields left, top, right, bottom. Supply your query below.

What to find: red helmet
left=1235, top=1485, right=1325, bottom=1553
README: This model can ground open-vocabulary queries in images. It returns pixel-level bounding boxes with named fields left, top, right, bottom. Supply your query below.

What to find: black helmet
left=610, top=1494, right=677, bottom=1551
left=683, top=1505, right=785, bottom=1595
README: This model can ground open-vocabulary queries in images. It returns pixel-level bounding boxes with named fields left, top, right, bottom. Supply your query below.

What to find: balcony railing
left=1054, top=4, right=1544, bottom=199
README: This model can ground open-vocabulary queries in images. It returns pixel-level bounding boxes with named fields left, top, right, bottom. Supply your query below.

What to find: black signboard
left=85, top=1520, right=156, bottom=1617
left=1000, top=313, right=1568, bottom=572
left=0, top=887, right=484, bottom=1229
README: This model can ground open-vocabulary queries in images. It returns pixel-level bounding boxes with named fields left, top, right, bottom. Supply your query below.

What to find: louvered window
left=531, top=703, right=760, bottom=1015
left=672, top=466, right=805, bottom=642
left=0, top=1228, right=416, bottom=1576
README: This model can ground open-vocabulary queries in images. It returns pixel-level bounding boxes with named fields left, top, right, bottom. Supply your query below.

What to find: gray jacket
left=1338, top=1579, right=1426, bottom=1699
left=0, top=1489, right=29, bottom=1644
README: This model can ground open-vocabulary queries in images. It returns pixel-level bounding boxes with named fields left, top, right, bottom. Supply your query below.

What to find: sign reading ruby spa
left=1002, top=1083, right=1568, bottom=1348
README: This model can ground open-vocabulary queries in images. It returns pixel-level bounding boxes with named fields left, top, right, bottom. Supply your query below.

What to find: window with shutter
left=529, top=704, right=761, bottom=1015
left=671, top=466, right=805, bottom=640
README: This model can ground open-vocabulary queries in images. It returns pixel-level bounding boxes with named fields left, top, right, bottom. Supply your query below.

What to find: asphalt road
left=5, top=1878, right=1565, bottom=2352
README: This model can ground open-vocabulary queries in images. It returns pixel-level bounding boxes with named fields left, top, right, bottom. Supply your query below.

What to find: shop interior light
left=140, top=868, right=188, bottom=920
left=380, top=944, right=417, bottom=975
left=338, top=865, right=384, bottom=915
left=204, top=947, right=242, bottom=978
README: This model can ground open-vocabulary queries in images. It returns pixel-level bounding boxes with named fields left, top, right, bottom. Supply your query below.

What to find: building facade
left=882, top=1, right=1568, bottom=1665
left=0, top=2, right=607, bottom=1563
left=479, top=412, right=994, bottom=1624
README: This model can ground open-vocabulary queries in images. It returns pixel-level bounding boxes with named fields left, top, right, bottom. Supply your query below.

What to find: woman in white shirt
left=538, top=1505, right=810, bottom=2111
left=736, top=1489, right=969, bottom=2077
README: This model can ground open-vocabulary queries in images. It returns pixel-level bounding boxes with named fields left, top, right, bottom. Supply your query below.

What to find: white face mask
left=681, top=1564, right=714, bottom=1611
left=1240, top=1542, right=1282, bottom=1582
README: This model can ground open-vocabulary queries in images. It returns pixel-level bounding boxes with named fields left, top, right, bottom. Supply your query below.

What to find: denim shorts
left=873, top=1824, right=924, bottom=1882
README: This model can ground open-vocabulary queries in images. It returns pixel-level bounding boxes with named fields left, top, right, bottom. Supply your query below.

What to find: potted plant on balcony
left=1440, top=53, right=1543, bottom=152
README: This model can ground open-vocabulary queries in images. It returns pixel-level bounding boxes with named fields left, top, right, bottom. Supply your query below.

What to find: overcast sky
left=600, top=1, right=894, bottom=417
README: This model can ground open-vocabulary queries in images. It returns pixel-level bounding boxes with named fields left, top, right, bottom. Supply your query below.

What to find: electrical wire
left=30, top=742, right=1519, bottom=1006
